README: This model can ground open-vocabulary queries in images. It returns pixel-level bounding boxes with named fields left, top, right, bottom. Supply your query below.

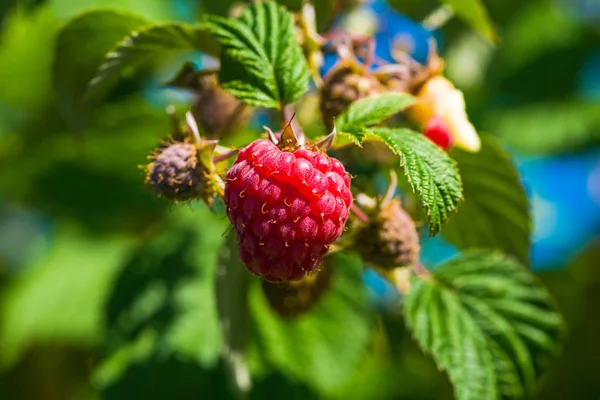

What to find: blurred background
left=0, top=0, right=599, bottom=399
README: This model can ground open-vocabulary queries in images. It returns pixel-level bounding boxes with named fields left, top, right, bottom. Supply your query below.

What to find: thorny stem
left=350, top=203, right=370, bottom=223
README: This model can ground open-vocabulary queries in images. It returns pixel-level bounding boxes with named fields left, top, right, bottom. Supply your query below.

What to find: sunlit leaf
left=94, top=207, right=226, bottom=390
left=0, top=226, right=135, bottom=369
left=439, top=0, right=497, bottom=43
left=249, top=253, right=374, bottom=395
left=53, top=10, right=148, bottom=132
left=336, top=93, right=415, bottom=140
left=85, top=22, right=220, bottom=104
left=369, top=128, right=463, bottom=235
left=405, top=251, right=565, bottom=400
left=204, top=1, right=310, bottom=108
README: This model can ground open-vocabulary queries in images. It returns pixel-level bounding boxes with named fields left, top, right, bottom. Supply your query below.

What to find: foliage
left=405, top=252, right=565, bottom=400
left=1, top=0, right=591, bottom=399
left=335, top=93, right=415, bottom=138
left=54, top=10, right=148, bottom=132
left=249, top=253, right=374, bottom=395
left=335, top=98, right=463, bottom=235
left=204, top=1, right=310, bottom=108
left=439, top=0, right=497, bottom=43
left=444, top=135, right=531, bottom=264
left=0, top=227, right=135, bottom=369
left=488, top=102, right=600, bottom=155
left=93, top=207, right=226, bottom=393
left=85, top=22, right=220, bottom=105
left=372, top=128, right=463, bottom=235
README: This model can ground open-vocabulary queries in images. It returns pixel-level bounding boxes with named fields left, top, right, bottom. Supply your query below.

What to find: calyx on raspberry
left=224, top=125, right=352, bottom=282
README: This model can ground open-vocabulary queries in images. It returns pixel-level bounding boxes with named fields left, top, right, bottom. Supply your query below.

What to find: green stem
left=216, top=235, right=253, bottom=399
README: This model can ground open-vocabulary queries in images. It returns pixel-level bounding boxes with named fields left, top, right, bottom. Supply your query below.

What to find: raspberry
left=146, top=141, right=204, bottom=201
left=424, top=115, right=453, bottom=150
left=320, top=62, right=383, bottom=129
left=261, top=265, right=332, bottom=318
left=355, top=199, right=420, bottom=270
left=224, top=139, right=352, bottom=282
left=191, top=75, right=248, bottom=139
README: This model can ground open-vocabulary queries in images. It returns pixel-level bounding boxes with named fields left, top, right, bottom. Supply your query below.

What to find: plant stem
left=214, top=149, right=239, bottom=163
left=216, top=235, right=253, bottom=399
left=350, top=203, right=369, bottom=223
left=412, top=262, right=432, bottom=280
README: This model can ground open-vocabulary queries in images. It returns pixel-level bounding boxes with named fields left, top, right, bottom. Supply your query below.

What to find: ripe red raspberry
left=424, top=114, right=453, bottom=150
left=224, top=139, right=352, bottom=282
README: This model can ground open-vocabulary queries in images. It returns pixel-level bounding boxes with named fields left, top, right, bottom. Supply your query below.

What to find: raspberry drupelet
left=224, top=137, right=352, bottom=282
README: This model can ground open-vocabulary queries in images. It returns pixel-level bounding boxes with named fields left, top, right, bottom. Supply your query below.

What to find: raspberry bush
left=47, top=1, right=568, bottom=399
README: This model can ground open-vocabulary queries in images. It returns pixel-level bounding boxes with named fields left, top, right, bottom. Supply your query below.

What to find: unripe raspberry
left=355, top=199, right=420, bottom=270
left=224, top=138, right=352, bottom=282
left=320, top=62, right=383, bottom=129
left=425, top=115, right=453, bottom=150
left=261, top=265, right=332, bottom=318
left=146, top=141, right=204, bottom=201
left=191, top=75, right=248, bottom=139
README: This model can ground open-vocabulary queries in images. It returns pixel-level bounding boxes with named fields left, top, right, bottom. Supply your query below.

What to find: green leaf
left=53, top=10, right=148, bottom=132
left=370, top=128, right=463, bottom=235
left=94, top=207, right=227, bottom=390
left=496, top=2, right=582, bottom=74
left=439, top=0, right=497, bottom=43
left=85, top=22, right=220, bottom=104
left=249, top=253, right=374, bottom=395
left=336, top=92, right=415, bottom=138
left=204, top=1, right=310, bottom=109
left=404, top=251, right=565, bottom=400
left=444, top=135, right=531, bottom=264
left=487, top=101, right=600, bottom=154
left=0, top=225, right=135, bottom=369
